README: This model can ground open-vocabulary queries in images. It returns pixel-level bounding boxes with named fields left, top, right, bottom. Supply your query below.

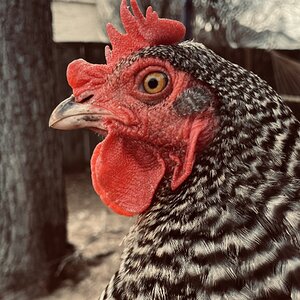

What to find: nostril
left=81, top=94, right=94, bottom=103
left=76, top=93, right=94, bottom=103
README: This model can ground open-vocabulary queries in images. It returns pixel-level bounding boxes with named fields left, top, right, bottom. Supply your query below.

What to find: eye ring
left=143, top=72, right=168, bottom=94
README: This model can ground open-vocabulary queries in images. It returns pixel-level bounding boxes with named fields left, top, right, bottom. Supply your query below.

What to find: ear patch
left=173, top=86, right=214, bottom=116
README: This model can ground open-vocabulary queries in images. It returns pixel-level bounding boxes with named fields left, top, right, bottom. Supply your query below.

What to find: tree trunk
left=0, top=1, right=68, bottom=299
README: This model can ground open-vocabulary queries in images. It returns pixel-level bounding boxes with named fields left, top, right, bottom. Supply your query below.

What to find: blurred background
left=1, top=0, right=300, bottom=299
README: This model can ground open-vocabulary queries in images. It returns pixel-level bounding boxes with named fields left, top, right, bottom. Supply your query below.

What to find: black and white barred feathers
left=100, top=41, right=300, bottom=300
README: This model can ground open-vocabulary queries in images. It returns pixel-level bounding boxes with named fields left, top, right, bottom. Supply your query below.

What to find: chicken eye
left=143, top=72, right=168, bottom=94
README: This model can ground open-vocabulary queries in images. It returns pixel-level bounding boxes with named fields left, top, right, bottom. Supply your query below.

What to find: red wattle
left=91, top=133, right=166, bottom=216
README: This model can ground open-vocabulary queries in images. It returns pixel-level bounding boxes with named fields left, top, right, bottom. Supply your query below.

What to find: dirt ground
left=37, top=172, right=134, bottom=300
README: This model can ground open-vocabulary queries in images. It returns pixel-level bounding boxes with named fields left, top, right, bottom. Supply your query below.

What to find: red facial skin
left=66, top=57, right=218, bottom=216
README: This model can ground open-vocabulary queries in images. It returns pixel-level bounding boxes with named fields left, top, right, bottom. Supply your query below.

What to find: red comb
left=105, top=0, right=186, bottom=65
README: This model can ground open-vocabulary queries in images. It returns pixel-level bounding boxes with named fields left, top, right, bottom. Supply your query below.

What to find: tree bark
left=0, top=1, right=68, bottom=299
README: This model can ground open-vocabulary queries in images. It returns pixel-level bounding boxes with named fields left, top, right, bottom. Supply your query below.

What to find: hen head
left=49, top=0, right=219, bottom=216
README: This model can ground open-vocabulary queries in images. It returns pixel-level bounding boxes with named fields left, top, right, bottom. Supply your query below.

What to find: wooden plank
left=282, top=95, right=300, bottom=103
left=51, top=1, right=108, bottom=42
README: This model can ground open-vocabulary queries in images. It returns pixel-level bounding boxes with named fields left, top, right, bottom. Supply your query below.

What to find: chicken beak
left=49, top=95, right=109, bottom=131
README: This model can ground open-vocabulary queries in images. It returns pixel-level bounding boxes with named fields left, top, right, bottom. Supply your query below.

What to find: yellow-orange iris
left=143, top=72, right=168, bottom=94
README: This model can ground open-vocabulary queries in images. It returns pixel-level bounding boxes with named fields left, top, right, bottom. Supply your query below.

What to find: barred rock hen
left=49, top=0, right=300, bottom=299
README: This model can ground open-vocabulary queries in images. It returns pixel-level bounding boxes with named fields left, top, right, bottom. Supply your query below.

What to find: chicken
left=49, top=0, right=300, bottom=299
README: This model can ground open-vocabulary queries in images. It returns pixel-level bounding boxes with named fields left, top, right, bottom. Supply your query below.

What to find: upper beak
left=49, top=95, right=110, bottom=131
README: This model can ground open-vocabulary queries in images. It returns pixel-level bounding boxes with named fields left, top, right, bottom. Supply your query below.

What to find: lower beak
left=49, top=95, right=110, bottom=131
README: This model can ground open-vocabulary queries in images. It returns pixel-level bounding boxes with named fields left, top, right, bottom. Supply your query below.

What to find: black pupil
left=148, top=78, right=159, bottom=89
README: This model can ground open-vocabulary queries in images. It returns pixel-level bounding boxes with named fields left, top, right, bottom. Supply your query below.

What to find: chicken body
left=49, top=1, right=300, bottom=299
left=99, top=42, right=300, bottom=299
